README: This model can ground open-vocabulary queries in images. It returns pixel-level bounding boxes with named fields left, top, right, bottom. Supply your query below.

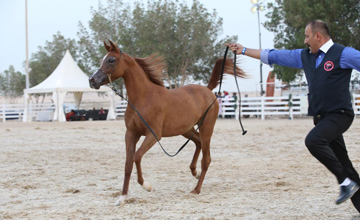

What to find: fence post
left=30, top=103, right=33, bottom=121
left=235, top=98, right=239, bottom=120
left=221, top=100, right=225, bottom=118
left=261, top=96, right=265, bottom=120
left=3, top=104, right=6, bottom=123
left=288, top=94, right=293, bottom=120
left=352, top=92, right=356, bottom=119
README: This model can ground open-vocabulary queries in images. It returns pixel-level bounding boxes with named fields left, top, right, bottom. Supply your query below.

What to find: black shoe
left=335, top=180, right=359, bottom=205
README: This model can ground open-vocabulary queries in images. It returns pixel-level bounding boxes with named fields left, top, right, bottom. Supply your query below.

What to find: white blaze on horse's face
left=100, top=54, right=109, bottom=68
left=89, top=53, right=113, bottom=90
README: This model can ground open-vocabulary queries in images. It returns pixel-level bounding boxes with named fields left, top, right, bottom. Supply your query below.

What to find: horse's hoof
left=142, top=181, right=152, bottom=192
left=193, top=170, right=201, bottom=179
left=190, top=189, right=200, bottom=194
left=195, top=172, right=201, bottom=179
left=115, top=195, right=127, bottom=207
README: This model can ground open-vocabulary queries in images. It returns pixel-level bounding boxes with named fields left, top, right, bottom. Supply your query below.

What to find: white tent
left=23, top=50, right=115, bottom=122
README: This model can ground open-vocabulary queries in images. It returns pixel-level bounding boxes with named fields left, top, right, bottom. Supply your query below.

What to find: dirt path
left=1, top=118, right=360, bottom=219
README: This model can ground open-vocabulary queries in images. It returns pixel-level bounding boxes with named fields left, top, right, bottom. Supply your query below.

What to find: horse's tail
left=207, top=58, right=247, bottom=91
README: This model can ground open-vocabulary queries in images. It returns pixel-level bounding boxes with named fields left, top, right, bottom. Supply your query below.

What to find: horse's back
left=170, top=84, right=215, bottom=99
left=166, top=84, right=218, bottom=116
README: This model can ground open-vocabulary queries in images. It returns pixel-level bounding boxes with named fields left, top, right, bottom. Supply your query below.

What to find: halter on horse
left=89, top=40, right=246, bottom=206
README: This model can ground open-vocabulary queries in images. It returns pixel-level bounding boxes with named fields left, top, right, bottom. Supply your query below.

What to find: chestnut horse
left=89, top=40, right=246, bottom=206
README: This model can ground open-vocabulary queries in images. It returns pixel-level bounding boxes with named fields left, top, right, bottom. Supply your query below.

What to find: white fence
left=114, top=100, right=128, bottom=117
left=0, top=103, right=55, bottom=122
left=0, top=104, right=25, bottom=122
left=219, top=95, right=308, bottom=120
left=353, top=94, right=360, bottom=115
left=3, top=94, right=360, bottom=122
left=29, top=103, right=56, bottom=122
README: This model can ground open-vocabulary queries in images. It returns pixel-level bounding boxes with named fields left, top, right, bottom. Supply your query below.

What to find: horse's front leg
left=134, top=134, right=158, bottom=192
left=115, top=131, right=140, bottom=206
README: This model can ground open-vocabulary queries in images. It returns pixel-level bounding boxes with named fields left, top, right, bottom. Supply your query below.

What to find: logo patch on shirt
left=324, top=61, right=334, bottom=71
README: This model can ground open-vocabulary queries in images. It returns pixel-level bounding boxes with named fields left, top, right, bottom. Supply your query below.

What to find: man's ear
left=315, top=32, right=322, bottom=40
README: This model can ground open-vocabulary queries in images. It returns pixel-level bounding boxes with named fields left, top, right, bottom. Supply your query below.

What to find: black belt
left=315, top=109, right=352, bottom=119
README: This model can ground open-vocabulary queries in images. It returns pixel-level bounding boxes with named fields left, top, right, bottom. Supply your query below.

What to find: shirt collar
left=319, top=39, right=334, bottom=53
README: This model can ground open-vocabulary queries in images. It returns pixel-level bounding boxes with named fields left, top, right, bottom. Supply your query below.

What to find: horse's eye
left=108, top=57, right=116, bottom=64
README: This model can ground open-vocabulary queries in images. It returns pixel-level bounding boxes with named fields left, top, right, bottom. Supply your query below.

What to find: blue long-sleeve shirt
left=260, top=40, right=360, bottom=71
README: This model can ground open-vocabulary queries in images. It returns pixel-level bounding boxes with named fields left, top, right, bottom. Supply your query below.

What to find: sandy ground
left=1, top=118, right=360, bottom=220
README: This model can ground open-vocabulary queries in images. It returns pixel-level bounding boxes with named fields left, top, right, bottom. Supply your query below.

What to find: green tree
left=77, top=0, right=237, bottom=89
left=264, top=0, right=360, bottom=83
left=0, top=66, right=26, bottom=103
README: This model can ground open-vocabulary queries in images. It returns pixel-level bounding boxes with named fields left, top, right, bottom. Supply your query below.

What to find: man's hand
left=225, top=43, right=244, bottom=55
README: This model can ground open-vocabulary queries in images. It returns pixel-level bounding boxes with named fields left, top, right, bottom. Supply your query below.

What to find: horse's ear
left=109, top=40, right=119, bottom=51
left=104, top=40, right=111, bottom=52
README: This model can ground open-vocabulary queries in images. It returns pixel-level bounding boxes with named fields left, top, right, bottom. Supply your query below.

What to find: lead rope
left=233, top=51, right=247, bottom=135
left=217, top=47, right=247, bottom=135
left=107, top=47, right=246, bottom=157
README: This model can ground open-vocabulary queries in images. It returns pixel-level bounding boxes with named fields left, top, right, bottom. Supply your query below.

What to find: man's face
left=304, top=25, right=319, bottom=54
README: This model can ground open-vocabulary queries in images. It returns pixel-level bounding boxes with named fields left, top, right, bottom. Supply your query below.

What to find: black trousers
left=305, top=109, right=360, bottom=212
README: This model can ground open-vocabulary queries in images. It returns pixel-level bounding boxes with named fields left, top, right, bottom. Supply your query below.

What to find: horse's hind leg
left=182, top=128, right=201, bottom=179
left=191, top=136, right=211, bottom=194
left=191, top=116, right=216, bottom=194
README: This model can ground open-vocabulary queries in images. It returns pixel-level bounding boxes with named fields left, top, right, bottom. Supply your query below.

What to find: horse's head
left=89, top=40, right=124, bottom=90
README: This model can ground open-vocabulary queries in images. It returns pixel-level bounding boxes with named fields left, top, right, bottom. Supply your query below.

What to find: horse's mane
left=134, top=54, right=166, bottom=87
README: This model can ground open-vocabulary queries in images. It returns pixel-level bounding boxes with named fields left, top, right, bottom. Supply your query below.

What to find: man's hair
left=307, top=20, right=330, bottom=38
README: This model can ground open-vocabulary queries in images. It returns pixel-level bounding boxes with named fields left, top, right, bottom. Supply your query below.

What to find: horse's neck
left=122, top=59, right=152, bottom=101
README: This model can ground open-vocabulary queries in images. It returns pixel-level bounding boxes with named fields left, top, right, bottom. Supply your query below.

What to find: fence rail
left=29, top=103, right=56, bottom=122
left=2, top=93, right=360, bottom=122
left=353, top=94, right=360, bottom=115
left=219, top=95, right=307, bottom=120
left=114, top=100, right=127, bottom=117
left=0, top=104, right=24, bottom=122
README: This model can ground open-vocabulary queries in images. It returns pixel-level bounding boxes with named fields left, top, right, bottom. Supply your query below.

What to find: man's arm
left=226, top=42, right=303, bottom=69
left=341, top=47, right=360, bottom=72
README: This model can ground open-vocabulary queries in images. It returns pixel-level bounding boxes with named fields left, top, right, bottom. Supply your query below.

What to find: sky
left=0, top=0, right=276, bottom=93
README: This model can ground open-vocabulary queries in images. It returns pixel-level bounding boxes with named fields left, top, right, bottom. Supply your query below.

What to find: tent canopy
left=23, top=50, right=115, bottom=122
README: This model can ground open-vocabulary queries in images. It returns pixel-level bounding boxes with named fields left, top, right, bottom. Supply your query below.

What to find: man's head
left=304, top=20, right=331, bottom=54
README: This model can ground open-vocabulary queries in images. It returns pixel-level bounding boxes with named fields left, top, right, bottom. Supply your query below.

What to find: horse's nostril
left=90, top=77, right=95, bottom=82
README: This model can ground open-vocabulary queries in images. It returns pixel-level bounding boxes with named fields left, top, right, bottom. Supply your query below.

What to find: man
left=226, top=20, right=360, bottom=213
